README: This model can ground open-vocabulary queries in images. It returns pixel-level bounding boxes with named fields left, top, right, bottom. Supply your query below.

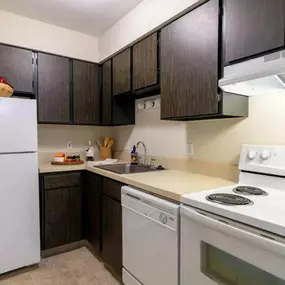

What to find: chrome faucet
left=136, top=141, right=147, bottom=165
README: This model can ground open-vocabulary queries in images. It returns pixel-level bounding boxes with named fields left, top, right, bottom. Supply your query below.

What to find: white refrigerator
left=0, top=97, right=40, bottom=274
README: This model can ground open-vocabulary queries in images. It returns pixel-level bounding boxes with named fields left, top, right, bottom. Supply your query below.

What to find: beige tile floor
left=0, top=247, right=120, bottom=285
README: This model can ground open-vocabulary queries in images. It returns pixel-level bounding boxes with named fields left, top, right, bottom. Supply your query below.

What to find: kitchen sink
left=94, top=163, right=165, bottom=174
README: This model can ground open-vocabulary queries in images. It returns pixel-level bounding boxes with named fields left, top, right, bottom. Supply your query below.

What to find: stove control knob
left=247, top=150, right=257, bottom=160
left=260, top=149, right=271, bottom=160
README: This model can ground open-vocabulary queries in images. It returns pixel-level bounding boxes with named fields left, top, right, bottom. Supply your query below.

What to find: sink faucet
left=136, top=141, right=147, bottom=165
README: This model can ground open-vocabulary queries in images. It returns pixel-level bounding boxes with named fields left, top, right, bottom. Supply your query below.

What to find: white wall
left=99, top=0, right=202, bottom=60
left=0, top=10, right=100, bottom=62
left=113, top=94, right=285, bottom=165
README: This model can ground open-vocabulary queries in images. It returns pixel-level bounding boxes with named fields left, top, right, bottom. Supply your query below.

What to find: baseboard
left=41, top=240, right=87, bottom=258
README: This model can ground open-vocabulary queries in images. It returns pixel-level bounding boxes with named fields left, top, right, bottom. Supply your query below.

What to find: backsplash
left=38, top=124, right=113, bottom=152
left=38, top=93, right=285, bottom=166
left=113, top=93, right=285, bottom=165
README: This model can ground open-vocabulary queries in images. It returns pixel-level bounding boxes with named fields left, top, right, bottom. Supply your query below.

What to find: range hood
left=219, top=49, right=285, bottom=96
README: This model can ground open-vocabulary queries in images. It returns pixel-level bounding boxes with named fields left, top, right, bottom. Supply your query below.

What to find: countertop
left=39, top=163, right=86, bottom=173
left=39, top=162, right=235, bottom=202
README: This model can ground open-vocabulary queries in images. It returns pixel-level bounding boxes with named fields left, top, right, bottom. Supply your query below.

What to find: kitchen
left=0, top=0, right=285, bottom=284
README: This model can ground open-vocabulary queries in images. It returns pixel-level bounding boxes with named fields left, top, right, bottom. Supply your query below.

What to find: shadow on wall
left=186, top=93, right=285, bottom=164
left=113, top=96, right=189, bottom=157
left=113, top=93, right=285, bottom=164
left=186, top=118, right=245, bottom=165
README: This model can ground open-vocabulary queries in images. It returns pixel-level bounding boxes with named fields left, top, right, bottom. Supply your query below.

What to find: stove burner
left=233, top=186, right=268, bottom=196
left=206, top=193, right=253, bottom=206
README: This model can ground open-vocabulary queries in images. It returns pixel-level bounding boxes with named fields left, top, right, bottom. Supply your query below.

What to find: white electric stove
left=180, top=145, right=285, bottom=285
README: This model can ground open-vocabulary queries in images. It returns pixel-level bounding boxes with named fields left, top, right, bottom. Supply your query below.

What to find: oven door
left=180, top=205, right=285, bottom=285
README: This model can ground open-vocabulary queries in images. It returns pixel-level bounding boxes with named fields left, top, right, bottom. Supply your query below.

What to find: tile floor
left=0, top=247, right=120, bottom=285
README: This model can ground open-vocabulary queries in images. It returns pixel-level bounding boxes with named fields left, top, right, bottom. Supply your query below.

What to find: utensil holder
left=100, top=146, right=112, bottom=160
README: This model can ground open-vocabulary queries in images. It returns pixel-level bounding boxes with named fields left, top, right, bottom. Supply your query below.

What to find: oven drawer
left=180, top=205, right=285, bottom=285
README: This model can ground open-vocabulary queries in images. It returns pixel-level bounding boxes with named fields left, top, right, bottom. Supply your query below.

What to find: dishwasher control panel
left=122, top=186, right=179, bottom=231
left=143, top=205, right=176, bottom=229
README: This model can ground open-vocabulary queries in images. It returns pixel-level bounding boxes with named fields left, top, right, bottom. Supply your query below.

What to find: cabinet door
left=112, top=48, right=131, bottom=96
left=0, top=45, right=34, bottom=93
left=102, top=195, right=122, bottom=279
left=73, top=61, right=101, bottom=125
left=161, top=0, right=219, bottom=119
left=38, top=53, right=70, bottom=123
left=45, top=188, right=70, bottom=249
left=102, top=178, right=122, bottom=202
left=102, top=60, right=112, bottom=126
left=133, top=33, right=158, bottom=90
left=83, top=172, right=102, bottom=253
left=225, top=0, right=285, bottom=63
left=69, top=186, right=82, bottom=243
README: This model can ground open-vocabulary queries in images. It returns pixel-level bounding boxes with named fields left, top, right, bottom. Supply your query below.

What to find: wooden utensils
left=104, top=137, right=110, bottom=147
left=100, top=137, right=114, bottom=160
left=107, top=139, right=114, bottom=148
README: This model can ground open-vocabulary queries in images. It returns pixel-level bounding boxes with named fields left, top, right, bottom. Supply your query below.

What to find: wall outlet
left=186, top=143, right=194, bottom=157
left=67, top=141, right=73, bottom=149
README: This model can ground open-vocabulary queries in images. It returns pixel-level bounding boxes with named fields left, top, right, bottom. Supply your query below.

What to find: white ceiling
left=0, top=0, right=143, bottom=36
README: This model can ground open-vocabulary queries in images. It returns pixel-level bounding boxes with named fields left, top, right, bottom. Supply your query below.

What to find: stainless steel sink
left=94, top=163, right=165, bottom=174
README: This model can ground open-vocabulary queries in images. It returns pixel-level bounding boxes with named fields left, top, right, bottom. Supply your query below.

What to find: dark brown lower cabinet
left=41, top=172, right=82, bottom=250
left=69, top=186, right=82, bottom=243
left=101, top=195, right=122, bottom=279
left=83, top=172, right=102, bottom=254
left=41, top=171, right=123, bottom=281
left=45, top=187, right=70, bottom=249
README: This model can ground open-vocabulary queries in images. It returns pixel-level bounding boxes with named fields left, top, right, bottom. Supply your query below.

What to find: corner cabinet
left=112, top=48, right=131, bottom=96
left=133, top=33, right=159, bottom=91
left=224, top=0, right=285, bottom=63
left=38, top=53, right=70, bottom=123
left=0, top=44, right=34, bottom=94
left=73, top=60, right=101, bottom=125
left=82, top=172, right=102, bottom=254
left=101, top=178, right=123, bottom=279
left=160, top=0, right=219, bottom=119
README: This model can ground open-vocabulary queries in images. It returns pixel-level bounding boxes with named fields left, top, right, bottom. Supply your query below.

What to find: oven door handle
left=181, top=205, right=285, bottom=257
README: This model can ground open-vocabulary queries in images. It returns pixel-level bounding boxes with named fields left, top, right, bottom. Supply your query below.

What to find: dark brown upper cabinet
left=133, top=33, right=158, bottom=90
left=101, top=60, right=135, bottom=126
left=0, top=44, right=34, bottom=94
left=102, top=60, right=112, bottom=126
left=73, top=60, right=101, bottom=125
left=160, top=0, right=219, bottom=120
left=112, top=48, right=131, bottom=96
left=225, top=0, right=285, bottom=63
left=38, top=53, right=70, bottom=123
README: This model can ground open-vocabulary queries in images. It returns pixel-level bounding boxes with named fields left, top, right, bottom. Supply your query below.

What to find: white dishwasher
left=122, top=186, right=179, bottom=285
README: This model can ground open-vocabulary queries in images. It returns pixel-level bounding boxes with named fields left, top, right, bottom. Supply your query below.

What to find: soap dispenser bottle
left=131, top=145, right=138, bottom=165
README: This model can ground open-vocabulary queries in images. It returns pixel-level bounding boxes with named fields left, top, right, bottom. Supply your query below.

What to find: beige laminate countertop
left=39, top=163, right=235, bottom=202
left=39, top=163, right=86, bottom=173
